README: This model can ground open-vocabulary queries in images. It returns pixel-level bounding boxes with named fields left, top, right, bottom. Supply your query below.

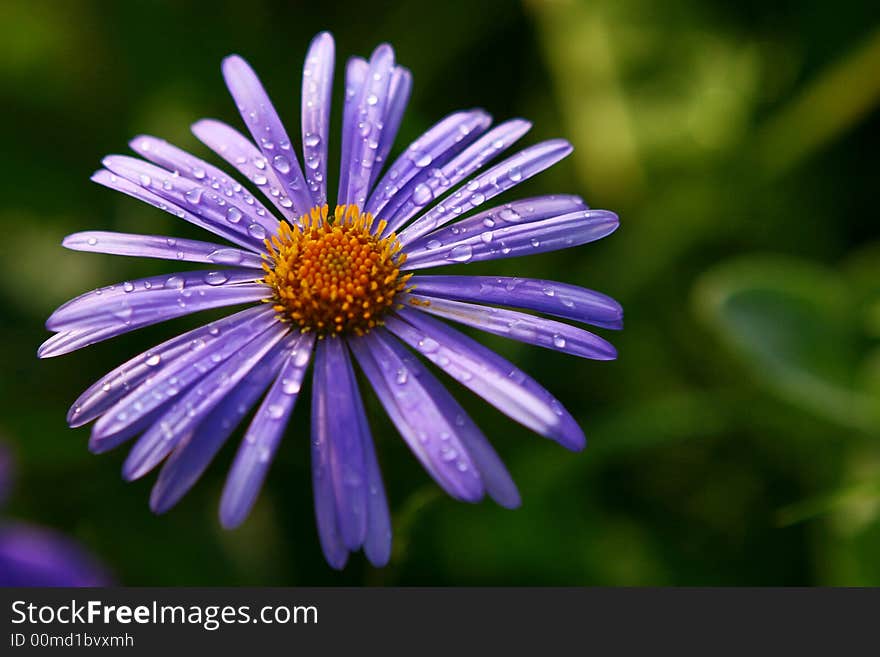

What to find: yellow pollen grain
left=262, top=204, right=411, bottom=336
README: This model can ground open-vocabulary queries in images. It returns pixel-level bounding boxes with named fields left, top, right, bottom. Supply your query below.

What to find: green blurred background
left=1, top=0, right=879, bottom=585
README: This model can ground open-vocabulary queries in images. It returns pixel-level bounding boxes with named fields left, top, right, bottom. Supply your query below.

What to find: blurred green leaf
left=694, top=255, right=880, bottom=432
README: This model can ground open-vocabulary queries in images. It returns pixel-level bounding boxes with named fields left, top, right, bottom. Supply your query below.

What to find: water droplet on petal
left=447, top=244, right=473, bottom=263
left=412, top=183, right=434, bottom=206
left=247, top=224, right=267, bottom=240
left=226, top=206, right=243, bottom=224
left=204, top=271, right=229, bottom=286
left=272, top=155, right=291, bottom=174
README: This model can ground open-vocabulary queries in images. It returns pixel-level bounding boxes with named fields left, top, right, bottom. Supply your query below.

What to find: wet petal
left=222, top=55, right=313, bottom=215
left=365, top=110, right=492, bottom=218
left=89, top=308, right=277, bottom=447
left=349, top=330, right=484, bottom=502
left=336, top=57, right=369, bottom=211
left=121, top=320, right=288, bottom=481
left=368, top=66, right=412, bottom=190
left=310, top=338, right=368, bottom=551
left=403, top=209, right=619, bottom=270
left=101, top=155, right=279, bottom=248
left=62, top=231, right=263, bottom=269
left=338, top=45, right=396, bottom=208
left=399, top=139, right=574, bottom=245
left=387, top=309, right=585, bottom=451
left=46, top=269, right=265, bottom=331
left=219, top=333, right=315, bottom=528
left=91, top=169, right=265, bottom=252
left=382, top=118, right=532, bottom=235
left=403, top=293, right=617, bottom=361
left=191, top=119, right=299, bottom=223
left=129, top=134, right=275, bottom=221
left=408, top=275, right=623, bottom=330
left=301, top=32, right=335, bottom=207
left=149, top=341, right=289, bottom=514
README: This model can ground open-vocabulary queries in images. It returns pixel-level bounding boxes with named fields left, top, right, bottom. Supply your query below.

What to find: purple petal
left=149, top=338, right=291, bottom=514
left=91, top=168, right=266, bottom=252
left=191, top=119, right=299, bottom=223
left=101, top=155, right=279, bottom=248
left=402, top=293, right=617, bottom=361
left=403, top=209, right=619, bottom=270
left=46, top=269, right=265, bottom=331
left=348, top=330, right=484, bottom=502
left=129, top=134, right=275, bottom=221
left=345, top=362, right=392, bottom=567
left=399, top=139, right=574, bottom=245
left=368, top=66, right=412, bottom=190
left=408, top=275, right=623, bottom=330
left=67, top=308, right=265, bottom=427
left=387, top=309, right=585, bottom=451
left=89, top=307, right=277, bottom=447
left=219, top=333, right=315, bottom=528
left=221, top=55, right=313, bottom=215
left=338, top=45, right=396, bottom=209
left=122, top=320, right=288, bottom=481
left=63, top=231, right=263, bottom=269
left=404, top=368, right=519, bottom=509
left=310, top=342, right=349, bottom=569
left=336, top=57, right=369, bottom=211
left=405, top=194, right=586, bottom=250
left=38, top=324, right=132, bottom=360
left=0, top=522, right=112, bottom=587
left=382, top=119, right=532, bottom=235
left=301, top=32, right=335, bottom=207
left=365, top=110, right=492, bottom=218
left=310, top=338, right=368, bottom=551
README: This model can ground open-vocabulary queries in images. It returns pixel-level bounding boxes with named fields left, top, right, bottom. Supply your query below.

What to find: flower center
left=262, top=205, right=410, bottom=336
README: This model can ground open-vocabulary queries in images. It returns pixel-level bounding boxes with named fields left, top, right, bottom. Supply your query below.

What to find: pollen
left=262, top=204, right=411, bottom=336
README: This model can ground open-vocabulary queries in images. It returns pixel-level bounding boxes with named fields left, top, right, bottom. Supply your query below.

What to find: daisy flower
left=40, top=32, right=621, bottom=569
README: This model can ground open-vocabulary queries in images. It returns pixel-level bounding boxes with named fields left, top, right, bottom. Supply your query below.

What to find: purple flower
left=0, top=444, right=111, bottom=586
left=40, top=32, right=622, bottom=569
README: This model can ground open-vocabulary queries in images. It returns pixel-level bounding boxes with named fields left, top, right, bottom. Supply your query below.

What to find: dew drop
left=272, top=155, right=291, bottom=174
left=247, top=223, right=267, bottom=240
left=412, top=183, right=434, bottom=206
left=165, top=276, right=185, bottom=290
left=204, top=271, right=229, bottom=286
left=184, top=188, right=203, bottom=204
left=208, top=248, right=243, bottom=265
left=226, top=206, right=243, bottom=224
left=447, top=244, right=473, bottom=263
